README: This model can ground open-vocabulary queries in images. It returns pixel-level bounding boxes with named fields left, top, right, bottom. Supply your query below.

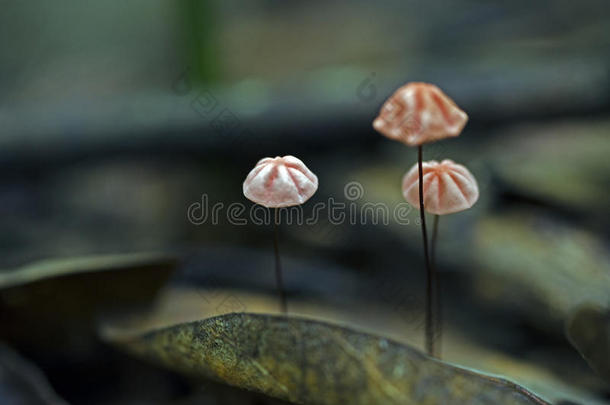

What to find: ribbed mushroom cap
left=402, top=159, right=479, bottom=215
left=243, top=156, right=318, bottom=208
left=373, top=82, right=468, bottom=146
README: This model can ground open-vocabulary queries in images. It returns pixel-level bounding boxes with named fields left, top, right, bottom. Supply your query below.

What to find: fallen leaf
left=0, top=252, right=177, bottom=354
left=103, top=310, right=551, bottom=405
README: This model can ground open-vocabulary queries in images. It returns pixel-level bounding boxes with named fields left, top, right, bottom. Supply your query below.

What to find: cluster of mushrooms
left=243, top=82, right=478, bottom=359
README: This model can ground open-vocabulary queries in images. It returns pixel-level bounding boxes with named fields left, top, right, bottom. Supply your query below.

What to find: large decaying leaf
left=103, top=312, right=550, bottom=405
left=0, top=252, right=177, bottom=352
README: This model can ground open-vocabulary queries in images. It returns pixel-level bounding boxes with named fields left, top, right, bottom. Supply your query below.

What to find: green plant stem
left=418, top=146, right=435, bottom=357
left=273, top=208, right=287, bottom=314
left=431, top=214, right=441, bottom=357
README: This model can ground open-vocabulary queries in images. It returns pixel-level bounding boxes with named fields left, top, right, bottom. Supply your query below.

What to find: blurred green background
left=0, top=1, right=609, bottom=404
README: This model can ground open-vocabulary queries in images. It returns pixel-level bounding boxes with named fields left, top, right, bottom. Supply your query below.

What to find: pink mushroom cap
left=402, top=159, right=479, bottom=215
left=243, top=155, right=318, bottom=208
left=373, top=82, right=468, bottom=146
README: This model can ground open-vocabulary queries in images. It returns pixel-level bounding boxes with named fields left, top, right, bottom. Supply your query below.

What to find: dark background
left=0, top=1, right=609, bottom=404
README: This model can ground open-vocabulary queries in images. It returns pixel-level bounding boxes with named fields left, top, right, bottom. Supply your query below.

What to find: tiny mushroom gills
left=243, top=156, right=318, bottom=208
left=402, top=159, right=479, bottom=215
left=373, top=82, right=468, bottom=147
left=373, top=82, right=469, bottom=358
left=243, top=155, right=318, bottom=313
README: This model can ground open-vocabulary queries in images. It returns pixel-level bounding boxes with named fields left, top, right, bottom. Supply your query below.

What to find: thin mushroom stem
left=417, top=146, right=435, bottom=357
left=431, top=215, right=439, bottom=268
left=430, top=214, right=442, bottom=358
left=273, top=208, right=288, bottom=314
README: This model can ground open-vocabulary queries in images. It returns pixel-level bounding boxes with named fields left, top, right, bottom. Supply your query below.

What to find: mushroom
left=243, top=156, right=318, bottom=313
left=373, top=82, right=468, bottom=147
left=373, top=82, right=468, bottom=358
left=402, top=159, right=479, bottom=215
left=402, top=159, right=479, bottom=357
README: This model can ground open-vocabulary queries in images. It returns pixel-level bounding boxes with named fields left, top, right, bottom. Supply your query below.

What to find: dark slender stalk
left=417, top=146, right=435, bottom=357
left=273, top=208, right=288, bottom=313
left=431, top=214, right=441, bottom=357
left=431, top=215, right=439, bottom=269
